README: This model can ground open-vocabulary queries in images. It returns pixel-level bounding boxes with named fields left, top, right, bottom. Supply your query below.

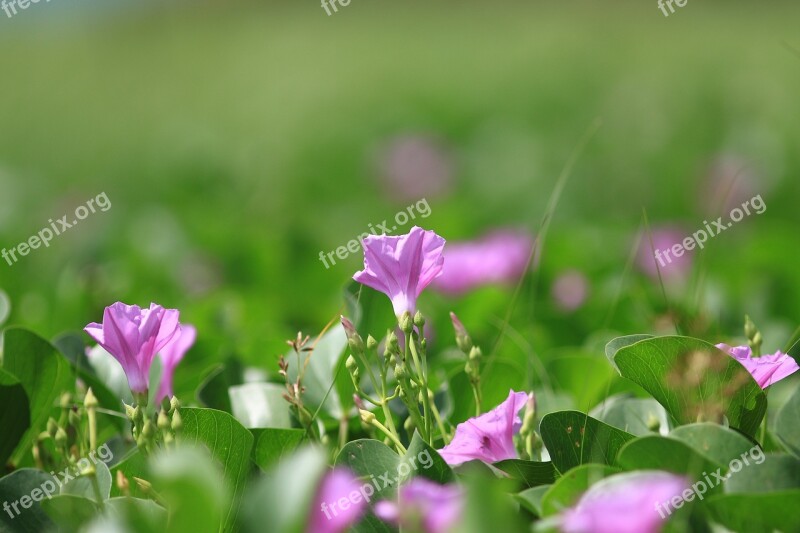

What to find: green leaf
left=109, top=450, right=149, bottom=499
left=539, top=410, right=636, bottom=473
left=0, top=289, right=9, bottom=327
left=514, top=485, right=550, bottom=517
left=285, top=324, right=347, bottom=418
left=242, top=446, right=328, bottom=533
left=616, top=435, right=722, bottom=481
left=724, top=453, right=800, bottom=493
left=669, top=423, right=756, bottom=466
left=493, top=459, right=556, bottom=488
left=105, top=496, right=167, bottom=532
left=180, top=407, right=255, bottom=531
left=335, top=434, right=454, bottom=533
left=403, top=432, right=455, bottom=485
left=40, top=494, right=99, bottom=530
left=0, top=469, right=57, bottom=531
left=229, top=382, right=292, bottom=428
left=590, top=395, right=670, bottom=436
left=251, top=428, right=306, bottom=471
left=546, top=352, right=618, bottom=412
left=0, top=368, right=30, bottom=467
left=540, top=464, right=620, bottom=516
left=775, top=384, right=800, bottom=458
left=149, top=446, right=228, bottom=533
left=705, top=491, right=800, bottom=533
left=606, top=335, right=767, bottom=437
left=1, top=328, right=73, bottom=465
left=61, top=459, right=112, bottom=501
left=604, top=334, right=653, bottom=372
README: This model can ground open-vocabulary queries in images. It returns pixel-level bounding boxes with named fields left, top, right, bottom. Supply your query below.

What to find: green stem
left=407, top=332, right=432, bottom=444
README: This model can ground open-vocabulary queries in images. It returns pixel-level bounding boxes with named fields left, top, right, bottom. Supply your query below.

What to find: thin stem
left=408, top=332, right=432, bottom=444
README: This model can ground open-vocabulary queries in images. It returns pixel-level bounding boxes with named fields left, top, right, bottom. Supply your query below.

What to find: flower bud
left=342, top=316, right=365, bottom=353
left=69, top=410, right=81, bottom=428
left=450, top=312, right=473, bottom=354
left=359, top=409, right=376, bottom=425
left=387, top=330, right=400, bottom=351
left=346, top=355, right=358, bottom=372
left=171, top=410, right=183, bottom=432
left=413, top=310, right=425, bottom=328
left=367, top=335, right=378, bottom=350
left=158, top=410, right=171, bottom=431
left=47, top=418, right=58, bottom=438
left=60, top=392, right=72, bottom=409
left=469, top=346, right=482, bottom=363
left=55, top=427, right=67, bottom=445
left=142, top=420, right=155, bottom=439
left=84, top=388, right=98, bottom=409
left=400, top=312, right=413, bottom=334
left=394, top=364, right=406, bottom=380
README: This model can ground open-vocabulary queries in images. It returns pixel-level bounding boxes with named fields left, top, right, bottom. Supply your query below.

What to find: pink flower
left=558, top=471, right=688, bottom=533
left=353, top=226, right=445, bottom=317
left=308, top=469, right=367, bottom=533
left=431, top=230, right=533, bottom=295
left=155, top=324, right=196, bottom=403
left=84, top=302, right=180, bottom=395
left=437, top=389, right=529, bottom=466
left=716, top=343, right=799, bottom=388
left=637, top=227, right=692, bottom=280
left=551, top=269, right=590, bottom=312
left=375, top=478, right=463, bottom=533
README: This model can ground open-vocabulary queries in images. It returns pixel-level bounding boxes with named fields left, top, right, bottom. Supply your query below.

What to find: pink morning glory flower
left=431, top=230, right=533, bottom=295
left=308, top=468, right=367, bottom=533
left=353, top=226, right=445, bottom=317
left=716, top=343, right=800, bottom=388
left=558, top=471, right=688, bottom=533
left=155, top=324, right=196, bottom=403
left=84, top=302, right=181, bottom=396
left=375, top=478, right=463, bottom=533
left=437, top=389, right=529, bottom=466
left=637, top=227, right=693, bottom=280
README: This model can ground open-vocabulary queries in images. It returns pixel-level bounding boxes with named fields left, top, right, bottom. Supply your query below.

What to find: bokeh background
left=1, top=0, right=799, bottom=406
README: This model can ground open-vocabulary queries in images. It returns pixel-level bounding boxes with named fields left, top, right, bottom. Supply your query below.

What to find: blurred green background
left=1, top=0, right=799, bottom=401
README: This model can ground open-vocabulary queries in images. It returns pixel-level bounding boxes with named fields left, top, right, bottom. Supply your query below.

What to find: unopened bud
left=450, top=312, right=473, bottom=353
left=469, top=346, right=482, bottom=363
left=346, top=355, right=358, bottom=372
left=400, top=312, right=413, bottom=334
left=342, top=316, right=364, bottom=353
left=367, top=335, right=378, bottom=350
left=55, top=427, right=67, bottom=445
left=60, top=392, right=72, bottom=409
left=84, top=388, right=98, bottom=409
left=142, top=420, right=155, bottom=439
left=387, top=330, right=399, bottom=351
left=157, top=410, right=171, bottom=431
left=171, top=410, right=183, bottom=432
left=394, top=365, right=406, bottom=380
left=116, top=471, right=130, bottom=496
left=359, top=409, right=376, bottom=425
left=69, top=410, right=81, bottom=428
left=47, top=418, right=58, bottom=438
left=170, top=396, right=181, bottom=413
left=413, top=310, right=425, bottom=328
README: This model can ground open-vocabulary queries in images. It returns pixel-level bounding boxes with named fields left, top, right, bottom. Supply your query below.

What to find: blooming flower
left=637, top=227, right=692, bottom=280
left=557, top=471, right=688, bottom=533
left=551, top=269, right=590, bottom=312
left=375, top=478, right=463, bottom=533
left=437, top=389, right=529, bottom=466
left=431, top=230, right=533, bottom=295
left=353, top=226, right=445, bottom=317
left=155, top=324, right=196, bottom=403
left=716, top=343, right=800, bottom=388
left=308, top=468, right=367, bottom=533
left=84, top=302, right=181, bottom=396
